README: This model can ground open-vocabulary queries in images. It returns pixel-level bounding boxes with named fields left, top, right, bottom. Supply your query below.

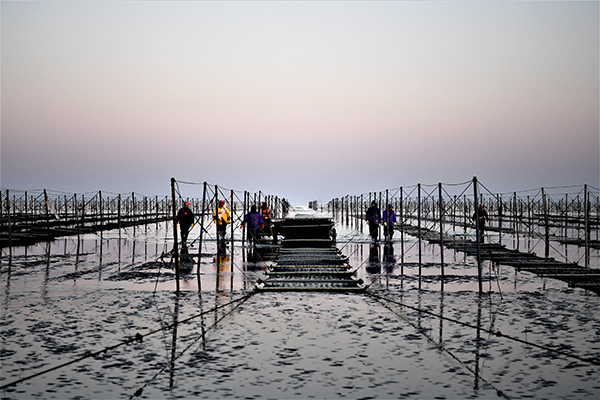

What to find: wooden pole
left=117, top=194, right=122, bottom=230
left=473, top=177, right=482, bottom=294
left=385, top=189, right=389, bottom=243
left=378, top=192, right=382, bottom=242
left=514, top=192, right=519, bottom=251
left=215, top=185, right=220, bottom=255
left=438, top=183, right=444, bottom=289
left=0, top=190, right=3, bottom=233
left=418, top=183, right=422, bottom=276
left=196, top=182, right=207, bottom=274
left=498, top=194, right=503, bottom=245
left=24, top=191, right=28, bottom=229
left=230, top=190, right=234, bottom=260
left=584, top=184, right=589, bottom=267
left=360, top=194, right=364, bottom=233
left=44, top=189, right=50, bottom=237
left=542, top=188, right=549, bottom=259
left=171, top=178, right=180, bottom=295
left=99, top=191, right=103, bottom=231
left=399, top=187, right=404, bottom=276
left=6, top=190, right=12, bottom=266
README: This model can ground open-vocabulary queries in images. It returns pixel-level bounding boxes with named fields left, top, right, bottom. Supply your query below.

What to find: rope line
left=0, top=294, right=254, bottom=390
left=366, top=292, right=600, bottom=366
left=128, top=292, right=254, bottom=399
left=369, top=293, right=510, bottom=399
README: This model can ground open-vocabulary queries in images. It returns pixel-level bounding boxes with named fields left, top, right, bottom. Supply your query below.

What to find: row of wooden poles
left=0, top=190, right=171, bottom=229
left=169, top=178, right=288, bottom=294
left=327, top=177, right=599, bottom=293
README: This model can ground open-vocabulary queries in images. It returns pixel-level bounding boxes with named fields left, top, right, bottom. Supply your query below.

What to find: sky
left=1, top=1, right=598, bottom=205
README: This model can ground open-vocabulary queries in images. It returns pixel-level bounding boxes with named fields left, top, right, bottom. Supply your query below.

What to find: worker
left=382, top=203, right=397, bottom=242
left=176, top=201, right=194, bottom=248
left=472, top=203, right=489, bottom=243
left=365, top=200, right=381, bottom=243
left=240, top=205, right=264, bottom=246
left=260, top=202, right=271, bottom=235
left=213, top=200, right=231, bottom=243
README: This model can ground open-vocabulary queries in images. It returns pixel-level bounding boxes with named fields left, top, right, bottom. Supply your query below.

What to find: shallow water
left=1, top=210, right=599, bottom=399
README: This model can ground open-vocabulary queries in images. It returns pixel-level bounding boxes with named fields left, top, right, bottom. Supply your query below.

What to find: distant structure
left=308, top=200, right=319, bottom=210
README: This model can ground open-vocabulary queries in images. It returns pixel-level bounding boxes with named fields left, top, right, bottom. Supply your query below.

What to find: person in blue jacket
left=382, top=204, right=397, bottom=242
left=240, top=205, right=264, bottom=246
left=365, top=200, right=381, bottom=242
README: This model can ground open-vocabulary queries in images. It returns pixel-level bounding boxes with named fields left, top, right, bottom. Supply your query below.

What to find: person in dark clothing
left=240, top=205, right=264, bottom=246
left=176, top=201, right=194, bottom=247
left=382, top=204, right=397, bottom=241
left=282, top=198, right=290, bottom=217
left=365, top=200, right=381, bottom=242
left=260, top=202, right=271, bottom=236
left=472, top=203, right=489, bottom=242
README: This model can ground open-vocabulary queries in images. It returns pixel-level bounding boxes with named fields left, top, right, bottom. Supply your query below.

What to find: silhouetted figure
left=241, top=205, right=264, bottom=247
left=382, top=204, right=397, bottom=242
left=472, top=203, right=489, bottom=243
left=176, top=201, right=194, bottom=248
left=365, top=200, right=381, bottom=242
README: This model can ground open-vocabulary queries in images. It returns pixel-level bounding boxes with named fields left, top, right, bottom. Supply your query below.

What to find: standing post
left=43, top=189, right=51, bottom=237
left=75, top=194, right=80, bottom=237
left=452, top=195, right=457, bottom=231
left=399, top=187, right=404, bottom=275
left=378, top=192, right=382, bottom=242
left=117, top=194, right=122, bottom=230
left=230, top=190, right=234, bottom=260
left=542, top=188, right=549, bottom=259
left=473, top=177, right=483, bottom=293
left=360, top=194, right=364, bottom=233
left=196, top=182, right=207, bottom=274
left=170, top=178, right=180, bottom=295
left=155, top=196, right=159, bottom=229
left=497, top=194, right=503, bottom=246
left=417, top=183, right=422, bottom=276
left=527, top=195, right=532, bottom=236
left=385, top=189, right=389, bottom=243
left=438, top=183, right=445, bottom=289
left=584, top=184, right=589, bottom=267
left=6, top=190, right=12, bottom=266
left=463, top=195, right=468, bottom=232
left=214, top=185, right=220, bottom=255
left=99, top=191, right=103, bottom=231
left=132, top=192, right=136, bottom=224
left=242, top=191, right=247, bottom=247
left=564, top=193, right=569, bottom=239
left=513, top=192, right=520, bottom=250
left=24, top=191, right=28, bottom=229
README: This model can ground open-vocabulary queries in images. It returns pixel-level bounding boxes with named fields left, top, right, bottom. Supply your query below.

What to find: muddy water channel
left=1, top=210, right=599, bottom=399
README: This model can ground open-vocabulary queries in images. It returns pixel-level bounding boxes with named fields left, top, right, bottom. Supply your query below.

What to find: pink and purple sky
left=2, top=1, right=598, bottom=204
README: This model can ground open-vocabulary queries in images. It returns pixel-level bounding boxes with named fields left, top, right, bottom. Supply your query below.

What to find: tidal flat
left=1, top=211, right=599, bottom=399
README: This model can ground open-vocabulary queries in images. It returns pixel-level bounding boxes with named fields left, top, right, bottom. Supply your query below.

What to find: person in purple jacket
left=382, top=204, right=397, bottom=242
left=240, top=205, right=264, bottom=246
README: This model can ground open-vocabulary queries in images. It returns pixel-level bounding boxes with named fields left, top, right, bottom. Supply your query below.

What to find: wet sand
left=1, top=213, right=599, bottom=399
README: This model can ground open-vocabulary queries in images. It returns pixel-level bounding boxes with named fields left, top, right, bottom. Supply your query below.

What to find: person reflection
left=366, top=243, right=381, bottom=274
left=382, top=243, right=396, bottom=272
left=214, top=254, right=230, bottom=292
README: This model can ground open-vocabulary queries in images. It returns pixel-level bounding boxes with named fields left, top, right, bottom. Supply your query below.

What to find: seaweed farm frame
left=0, top=178, right=598, bottom=399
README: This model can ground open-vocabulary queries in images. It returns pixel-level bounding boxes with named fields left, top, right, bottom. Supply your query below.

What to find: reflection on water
left=0, top=217, right=598, bottom=399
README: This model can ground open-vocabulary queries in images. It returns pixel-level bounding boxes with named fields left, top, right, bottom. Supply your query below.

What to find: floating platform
left=404, top=224, right=600, bottom=295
